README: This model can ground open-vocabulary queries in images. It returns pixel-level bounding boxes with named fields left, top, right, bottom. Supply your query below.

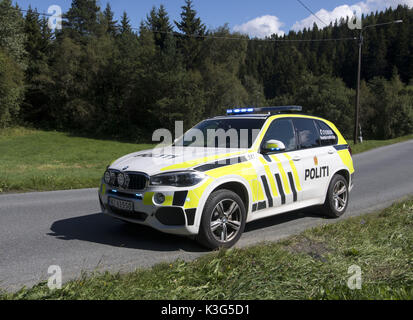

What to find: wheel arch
left=211, top=181, right=250, bottom=215
left=322, top=167, right=350, bottom=203
left=193, top=176, right=252, bottom=229
left=334, top=168, right=350, bottom=185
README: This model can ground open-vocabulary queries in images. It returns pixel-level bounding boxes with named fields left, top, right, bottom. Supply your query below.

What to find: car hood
left=109, top=147, right=249, bottom=176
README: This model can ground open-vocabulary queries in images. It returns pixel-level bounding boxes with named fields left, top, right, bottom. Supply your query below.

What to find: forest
left=0, top=0, right=412, bottom=142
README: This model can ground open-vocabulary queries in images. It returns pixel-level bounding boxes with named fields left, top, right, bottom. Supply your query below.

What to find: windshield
left=174, top=118, right=266, bottom=149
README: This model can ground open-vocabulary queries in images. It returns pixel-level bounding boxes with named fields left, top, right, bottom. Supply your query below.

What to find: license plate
left=109, top=197, right=133, bottom=212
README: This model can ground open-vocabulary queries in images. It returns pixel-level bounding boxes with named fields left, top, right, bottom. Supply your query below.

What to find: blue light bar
left=226, top=108, right=255, bottom=115
left=226, top=106, right=302, bottom=115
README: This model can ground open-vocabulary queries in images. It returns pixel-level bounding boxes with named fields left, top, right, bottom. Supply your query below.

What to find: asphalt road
left=1, top=140, right=413, bottom=291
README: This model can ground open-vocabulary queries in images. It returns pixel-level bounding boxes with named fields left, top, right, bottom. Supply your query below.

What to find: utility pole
left=354, top=33, right=363, bottom=145
left=353, top=20, right=403, bottom=145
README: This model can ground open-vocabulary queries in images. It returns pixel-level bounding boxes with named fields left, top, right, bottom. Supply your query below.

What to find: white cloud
left=292, top=0, right=413, bottom=31
left=233, top=15, right=285, bottom=38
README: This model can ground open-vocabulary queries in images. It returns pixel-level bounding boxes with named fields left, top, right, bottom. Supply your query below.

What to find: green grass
left=2, top=198, right=412, bottom=300
left=349, top=134, right=413, bottom=154
left=1, top=127, right=412, bottom=193
left=0, top=127, right=153, bottom=192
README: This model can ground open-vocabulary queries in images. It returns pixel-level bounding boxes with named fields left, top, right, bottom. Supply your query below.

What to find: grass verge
left=0, top=127, right=153, bottom=192
left=1, top=127, right=412, bottom=193
left=2, top=198, right=412, bottom=300
left=349, top=134, right=413, bottom=154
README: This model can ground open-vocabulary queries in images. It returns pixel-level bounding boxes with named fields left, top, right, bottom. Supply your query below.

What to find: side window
left=316, top=120, right=338, bottom=146
left=262, top=119, right=297, bottom=152
left=293, top=118, right=321, bottom=149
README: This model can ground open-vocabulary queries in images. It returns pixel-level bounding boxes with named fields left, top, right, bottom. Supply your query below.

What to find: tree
left=0, top=0, right=26, bottom=126
left=363, top=73, right=413, bottom=139
left=0, top=0, right=27, bottom=69
left=287, top=73, right=355, bottom=138
left=145, top=5, right=173, bottom=50
left=64, top=0, right=100, bottom=38
left=0, top=49, right=24, bottom=127
left=119, top=11, right=132, bottom=34
left=103, top=3, right=118, bottom=36
left=175, top=0, right=206, bottom=69
left=21, top=7, right=53, bottom=124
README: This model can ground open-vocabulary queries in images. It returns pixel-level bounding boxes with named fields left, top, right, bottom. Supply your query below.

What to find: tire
left=196, top=189, right=246, bottom=249
left=322, top=174, right=349, bottom=218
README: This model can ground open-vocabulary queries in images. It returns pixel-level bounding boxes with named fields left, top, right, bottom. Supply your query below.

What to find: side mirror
left=262, top=140, right=286, bottom=153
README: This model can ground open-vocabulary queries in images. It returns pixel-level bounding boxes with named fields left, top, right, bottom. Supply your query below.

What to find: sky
left=15, top=0, right=413, bottom=37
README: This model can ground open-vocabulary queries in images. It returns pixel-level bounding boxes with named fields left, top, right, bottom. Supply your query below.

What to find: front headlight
left=150, top=171, right=206, bottom=187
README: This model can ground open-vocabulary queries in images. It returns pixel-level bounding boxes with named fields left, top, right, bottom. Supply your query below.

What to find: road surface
left=1, top=140, right=412, bottom=291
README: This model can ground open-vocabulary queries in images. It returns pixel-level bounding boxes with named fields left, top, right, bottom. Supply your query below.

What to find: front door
left=256, top=118, right=303, bottom=210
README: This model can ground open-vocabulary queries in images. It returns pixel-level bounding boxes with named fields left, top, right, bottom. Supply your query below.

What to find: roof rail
left=226, top=106, right=302, bottom=115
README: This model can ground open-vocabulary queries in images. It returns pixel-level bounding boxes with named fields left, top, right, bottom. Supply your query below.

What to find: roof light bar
left=226, top=106, right=302, bottom=115
left=226, top=108, right=254, bottom=114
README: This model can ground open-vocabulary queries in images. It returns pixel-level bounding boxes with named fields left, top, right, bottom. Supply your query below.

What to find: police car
left=99, top=106, right=354, bottom=249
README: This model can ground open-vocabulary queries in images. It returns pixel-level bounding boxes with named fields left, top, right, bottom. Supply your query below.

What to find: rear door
left=291, top=118, right=330, bottom=201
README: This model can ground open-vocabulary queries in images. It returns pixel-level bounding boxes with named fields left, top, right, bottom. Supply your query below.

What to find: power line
left=14, top=7, right=356, bottom=43
left=19, top=8, right=54, bottom=17
left=295, top=0, right=328, bottom=27
left=134, top=28, right=356, bottom=42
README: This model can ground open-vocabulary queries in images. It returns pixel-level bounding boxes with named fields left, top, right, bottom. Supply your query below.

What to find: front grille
left=128, top=173, right=148, bottom=190
left=108, top=171, right=148, bottom=190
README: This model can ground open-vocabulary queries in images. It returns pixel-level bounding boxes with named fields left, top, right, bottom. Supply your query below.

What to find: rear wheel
left=322, top=174, right=349, bottom=218
left=197, top=189, right=246, bottom=249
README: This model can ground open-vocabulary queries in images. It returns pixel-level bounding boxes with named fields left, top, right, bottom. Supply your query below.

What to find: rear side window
left=293, top=118, right=320, bottom=149
left=316, top=120, right=338, bottom=146
left=262, top=119, right=297, bottom=151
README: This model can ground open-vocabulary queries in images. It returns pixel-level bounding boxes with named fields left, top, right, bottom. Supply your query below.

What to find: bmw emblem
left=122, top=166, right=129, bottom=171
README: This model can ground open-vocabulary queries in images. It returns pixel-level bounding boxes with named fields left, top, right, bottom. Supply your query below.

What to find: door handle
left=292, top=156, right=301, bottom=162
left=328, top=150, right=335, bottom=155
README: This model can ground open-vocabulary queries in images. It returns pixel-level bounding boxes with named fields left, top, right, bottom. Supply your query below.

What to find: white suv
left=99, top=106, right=354, bottom=249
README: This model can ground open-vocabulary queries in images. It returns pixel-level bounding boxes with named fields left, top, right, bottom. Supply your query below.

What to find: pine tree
left=103, top=3, right=118, bottom=36
left=119, top=11, right=132, bottom=34
left=175, top=0, right=206, bottom=69
left=22, top=7, right=52, bottom=124
left=24, top=7, right=42, bottom=78
left=64, top=0, right=100, bottom=38
left=145, top=5, right=173, bottom=50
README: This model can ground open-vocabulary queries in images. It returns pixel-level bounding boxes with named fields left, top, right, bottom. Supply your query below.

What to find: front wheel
left=196, top=189, right=246, bottom=249
left=322, top=174, right=349, bottom=218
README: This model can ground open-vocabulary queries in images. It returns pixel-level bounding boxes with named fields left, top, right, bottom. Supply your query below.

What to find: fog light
left=104, top=171, right=111, bottom=184
left=117, top=173, right=125, bottom=187
left=154, top=193, right=165, bottom=205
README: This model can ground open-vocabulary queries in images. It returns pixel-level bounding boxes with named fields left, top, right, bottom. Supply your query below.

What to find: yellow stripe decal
left=249, top=166, right=265, bottom=202
left=184, top=178, right=214, bottom=209
left=337, top=150, right=355, bottom=174
left=270, top=155, right=291, bottom=194
left=259, top=157, right=279, bottom=197
left=283, top=154, right=302, bottom=192
left=162, top=195, right=173, bottom=206
left=143, top=192, right=154, bottom=205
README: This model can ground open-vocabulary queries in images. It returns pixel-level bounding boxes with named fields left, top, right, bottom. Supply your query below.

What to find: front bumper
left=98, top=182, right=200, bottom=236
